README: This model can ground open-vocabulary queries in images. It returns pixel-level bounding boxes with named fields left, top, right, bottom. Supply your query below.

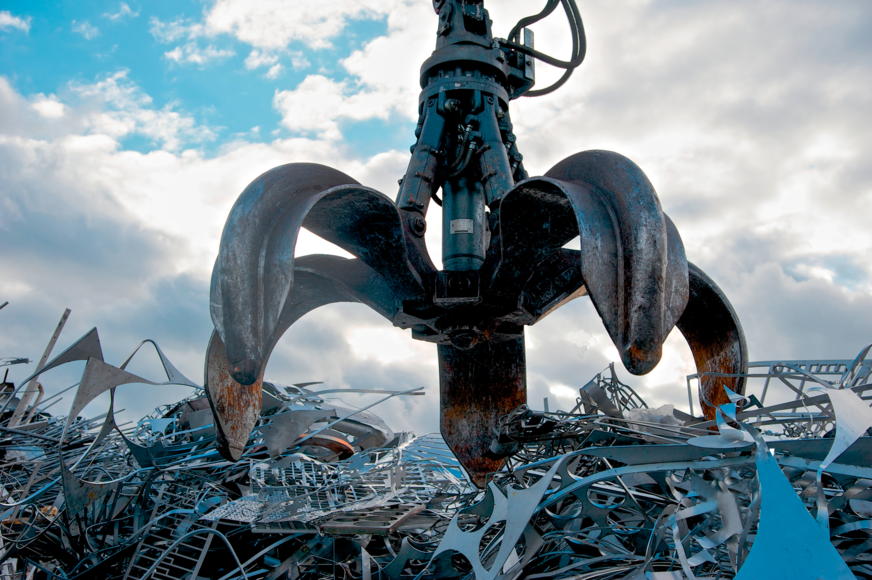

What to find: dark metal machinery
left=205, top=0, right=748, bottom=487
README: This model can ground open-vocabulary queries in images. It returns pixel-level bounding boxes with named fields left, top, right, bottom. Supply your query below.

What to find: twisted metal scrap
left=0, top=326, right=870, bottom=579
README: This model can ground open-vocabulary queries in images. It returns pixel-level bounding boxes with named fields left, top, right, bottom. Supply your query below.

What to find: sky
left=0, top=0, right=871, bottom=434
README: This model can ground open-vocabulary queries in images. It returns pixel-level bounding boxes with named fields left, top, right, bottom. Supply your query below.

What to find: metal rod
left=8, top=308, right=71, bottom=427
left=0, top=426, right=61, bottom=443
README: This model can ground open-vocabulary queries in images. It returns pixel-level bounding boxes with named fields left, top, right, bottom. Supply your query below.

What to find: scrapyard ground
left=0, top=325, right=870, bottom=579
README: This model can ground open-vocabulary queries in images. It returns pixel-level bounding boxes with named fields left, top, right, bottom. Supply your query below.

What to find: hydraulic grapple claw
left=205, top=0, right=748, bottom=486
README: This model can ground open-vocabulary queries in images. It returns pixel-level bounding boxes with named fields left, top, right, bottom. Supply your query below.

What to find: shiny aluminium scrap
left=0, top=328, right=871, bottom=579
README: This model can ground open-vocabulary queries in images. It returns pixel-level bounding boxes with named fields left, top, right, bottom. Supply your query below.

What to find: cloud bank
left=1, top=0, right=870, bottom=435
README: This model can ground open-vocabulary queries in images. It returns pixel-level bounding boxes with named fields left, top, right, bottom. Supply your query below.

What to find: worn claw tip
left=622, top=343, right=662, bottom=376
left=229, top=358, right=261, bottom=385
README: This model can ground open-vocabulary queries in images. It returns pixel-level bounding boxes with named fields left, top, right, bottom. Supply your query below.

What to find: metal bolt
left=410, top=214, right=426, bottom=236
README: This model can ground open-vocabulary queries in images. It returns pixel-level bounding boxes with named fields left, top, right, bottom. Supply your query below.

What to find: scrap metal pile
left=0, top=324, right=870, bottom=579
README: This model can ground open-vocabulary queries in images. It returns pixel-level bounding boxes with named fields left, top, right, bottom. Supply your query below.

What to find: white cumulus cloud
left=30, top=95, right=67, bottom=119
left=72, top=20, right=100, bottom=40
left=272, top=75, right=390, bottom=140
left=164, top=43, right=235, bottom=66
left=148, top=16, right=203, bottom=43
left=103, top=2, right=139, bottom=22
left=244, top=49, right=278, bottom=70
left=202, top=0, right=402, bottom=50
left=244, top=50, right=309, bottom=78
left=64, top=71, right=217, bottom=150
left=0, top=11, right=30, bottom=33
left=264, top=64, right=283, bottom=80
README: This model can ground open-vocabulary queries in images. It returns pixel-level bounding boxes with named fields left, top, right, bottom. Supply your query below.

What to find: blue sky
left=0, top=1, right=407, bottom=157
left=1, top=0, right=871, bottom=432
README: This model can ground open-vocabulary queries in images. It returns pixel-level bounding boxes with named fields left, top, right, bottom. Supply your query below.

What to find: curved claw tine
left=544, top=150, right=689, bottom=374
left=663, top=214, right=690, bottom=333
left=211, top=162, right=422, bottom=385
left=677, top=262, right=748, bottom=421
left=206, top=255, right=400, bottom=461
left=492, top=149, right=688, bottom=374
left=439, top=336, right=526, bottom=488
left=204, top=330, right=262, bottom=462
